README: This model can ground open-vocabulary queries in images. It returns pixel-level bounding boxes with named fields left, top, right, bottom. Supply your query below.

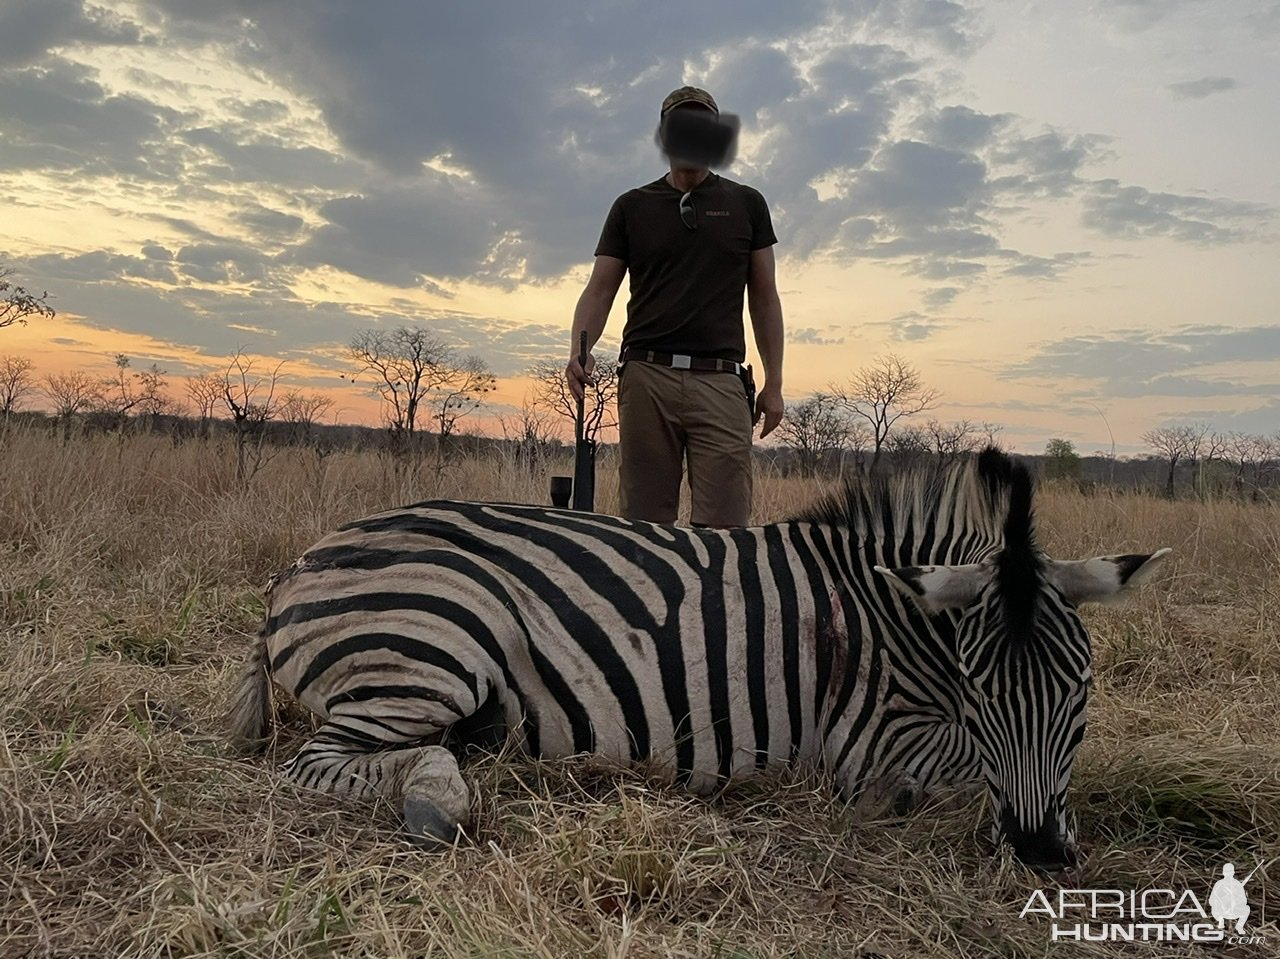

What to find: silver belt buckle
left=670, top=354, right=692, bottom=370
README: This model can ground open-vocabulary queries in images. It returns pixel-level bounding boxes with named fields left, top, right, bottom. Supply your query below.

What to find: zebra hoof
left=403, top=797, right=460, bottom=849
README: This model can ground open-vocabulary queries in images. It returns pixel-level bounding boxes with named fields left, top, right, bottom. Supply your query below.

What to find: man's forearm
left=750, top=294, right=784, bottom=384
left=571, top=291, right=611, bottom=358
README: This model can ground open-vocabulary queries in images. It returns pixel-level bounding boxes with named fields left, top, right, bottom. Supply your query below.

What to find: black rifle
left=571, top=330, right=596, bottom=511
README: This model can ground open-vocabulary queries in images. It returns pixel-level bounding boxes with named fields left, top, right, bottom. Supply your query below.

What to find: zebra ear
left=873, top=563, right=989, bottom=614
left=1047, top=548, right=1172, bottom=606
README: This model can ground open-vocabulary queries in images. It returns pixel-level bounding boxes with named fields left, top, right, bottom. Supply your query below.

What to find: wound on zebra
left=227, top=447, right=1170, bottom=870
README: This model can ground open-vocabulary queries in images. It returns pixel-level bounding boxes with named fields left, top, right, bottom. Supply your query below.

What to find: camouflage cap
left=660, top=85, right=719, bottom=116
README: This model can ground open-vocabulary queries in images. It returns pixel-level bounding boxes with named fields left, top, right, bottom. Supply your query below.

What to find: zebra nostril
left=1001, top=806, right=1075, bottom=871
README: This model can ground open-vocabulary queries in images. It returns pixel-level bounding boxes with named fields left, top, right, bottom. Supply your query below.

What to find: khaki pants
left=617, top=360, right=753, bottom=526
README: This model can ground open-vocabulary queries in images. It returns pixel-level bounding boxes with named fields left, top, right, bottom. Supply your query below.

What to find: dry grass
left=2, top=430, right=1277, bottom=958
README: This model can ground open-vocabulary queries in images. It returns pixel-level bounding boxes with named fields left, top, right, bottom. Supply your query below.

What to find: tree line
left=1044, top=429, right=1280, bottom=498
left=771, top=353, right=1001, bottom=476
left=4, top=266, right=1275, bottom=499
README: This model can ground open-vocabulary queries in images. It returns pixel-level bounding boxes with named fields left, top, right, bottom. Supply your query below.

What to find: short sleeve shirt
left=594, top=173, right=777, bottom=362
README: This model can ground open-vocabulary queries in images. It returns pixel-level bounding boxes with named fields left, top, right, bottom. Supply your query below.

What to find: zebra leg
left=838, top=721, right=981, bottom=818
left=285, top=721, right=472, bottom=848
left=400, top=745, right=471, bottom=848
left=892, top=722, right=982, bottom=813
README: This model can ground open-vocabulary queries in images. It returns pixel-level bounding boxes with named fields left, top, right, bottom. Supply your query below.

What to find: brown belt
left=619, top=348, right=744, bottom=375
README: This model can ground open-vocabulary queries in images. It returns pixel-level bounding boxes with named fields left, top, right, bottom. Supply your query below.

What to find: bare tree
left=1262, top=434, right=1280, bottom=493
left=1195, top=430, right=1231, bottom=497
left=832, top=354, right=939, bottom=474
left=1, top=268, right=55, bottom=330
left=844, top=418, right=872, bottom=474
left=279, top=390, right=335, bottom=443
left=99, top=354, right=143, bottom=425
left=134, top=363, right=171, bottom=426
left=0, top=354, right=36, bottom=417
left=1143, top=424, right=1206, bottom=497
left=92, top=355, right=170, bottom=432
left=1226, top=432, right=1264, bottom=495
left=185, top=373, right=223, bottom=438
left=777, top=392, right=855, bottom=476
left=346, top=327, right=454, bottom=448
left=98, top=357, right=136, bottom=422
left=498, top=399, right=560, bottom=473
left=885, top=423, right=932, bottom=470
left=529, top=357, right=619, bottom=443
left=923, top=418, right=984, bottom=463
left=222, top=350, right=283, bottom=484
left=44, top=370, right=102, bottom=439
left=428, top=354, right=496, bottom=456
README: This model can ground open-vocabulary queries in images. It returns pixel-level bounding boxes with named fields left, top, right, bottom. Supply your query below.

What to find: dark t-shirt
left=594, top=172, right=777, bottom=362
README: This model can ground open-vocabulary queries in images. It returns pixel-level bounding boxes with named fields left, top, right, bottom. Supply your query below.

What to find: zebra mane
left=979, top=448, right=1043, bottom=637
left=792, top=448, right=1044, bottom=631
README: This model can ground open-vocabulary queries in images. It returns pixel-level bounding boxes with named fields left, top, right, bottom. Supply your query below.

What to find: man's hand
left=566, top=352, right=596, bottom=403
left=754, top=382, right=783, bottom=438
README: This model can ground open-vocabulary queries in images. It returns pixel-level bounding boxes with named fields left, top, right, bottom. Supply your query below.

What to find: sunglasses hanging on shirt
left=679, top=191, right=697, bottom=231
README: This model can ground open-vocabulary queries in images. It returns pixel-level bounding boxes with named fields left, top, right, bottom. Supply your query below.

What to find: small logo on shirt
left=705, top=210, right=730, bottom=216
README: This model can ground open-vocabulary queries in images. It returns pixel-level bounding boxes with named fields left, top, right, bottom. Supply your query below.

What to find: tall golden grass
left=2, top=429, right=1277, bottom=957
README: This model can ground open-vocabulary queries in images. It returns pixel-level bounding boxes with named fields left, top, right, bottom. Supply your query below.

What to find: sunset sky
left=1, top=0, right=1276, bottom=453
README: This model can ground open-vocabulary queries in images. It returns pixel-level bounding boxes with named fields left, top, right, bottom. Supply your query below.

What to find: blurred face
left=658, top=104, right=739, bottom=170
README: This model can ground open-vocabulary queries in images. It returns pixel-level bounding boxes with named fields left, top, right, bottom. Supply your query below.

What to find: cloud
left=1093, top=0, right=1198, bottom=33
left=26, top=249, right=179, bottom=284
left=10, top=246, right=570, bottom=377
left=862, top=0, right=984, bottom=54
left=233, top=205, right=306, bottom=239
left=1, top=1, right=1264, bottom=299
left=1105, top=374, right=1280, bottom=399
left=1094, top=0, right=1278, bottom=37
left=852, top=140, right=989, bottom=223
left=1, top=0, right=1274, bottom=395
left=1175, top=398, right=1280, bottom=435
left=0, top=58, right=185, bottom=179
left=1166, top=76, right=1237, bottom=100
left=288, top=179, right=517, bottom=289
left=139, top=4, right=1005, bottom=284
left=989, top=129, right=1112, bottom=199
left=174, top=242, right=276, bottom=285
left=1081, top=180, right=1272, bottom=244
left=179, top=125, right=359, bottom=190
left=0, top=0, right=145, bottom=68
left=914, top=105, right=1014, bottom=152
left=703, top=44, right=805, bottom=124
left=1004, top=324, right=1280, bottom=400
left=865, top=310, right=951, bottom=342
left=1000, top=251, right=1093, bottom=279
left=788, top=327, right=846, bottom=346
left=921, top=286, right=961, bottom=309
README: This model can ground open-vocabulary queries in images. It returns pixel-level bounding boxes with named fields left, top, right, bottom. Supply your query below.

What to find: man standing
left=566, top=85, right=785, bottom=527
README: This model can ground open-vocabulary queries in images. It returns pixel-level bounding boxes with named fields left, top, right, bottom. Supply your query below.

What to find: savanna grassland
left=2, top=429, right=1277, bottom=958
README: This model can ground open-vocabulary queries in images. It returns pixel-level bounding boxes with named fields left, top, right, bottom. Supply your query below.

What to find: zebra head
left=876, top=456, right=1170, bottom=871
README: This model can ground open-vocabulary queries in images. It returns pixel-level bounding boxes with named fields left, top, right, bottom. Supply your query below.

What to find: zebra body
left=262, top=503, right=946, bottom=797
left=232, top=451, right=1168, bottom=867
